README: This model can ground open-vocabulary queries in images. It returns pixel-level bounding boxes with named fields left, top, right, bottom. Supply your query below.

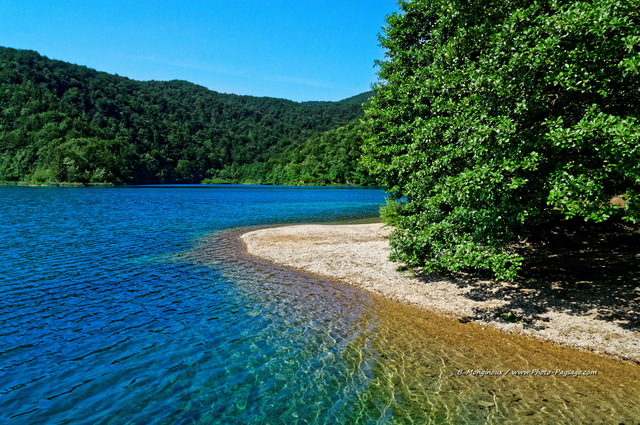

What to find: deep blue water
left=3, top=185, right=639, bottom=424
left=0, top=185, right=388, bottom=424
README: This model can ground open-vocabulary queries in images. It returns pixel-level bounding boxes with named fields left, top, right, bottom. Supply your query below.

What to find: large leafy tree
left=363, top=0, right=640, bottom=279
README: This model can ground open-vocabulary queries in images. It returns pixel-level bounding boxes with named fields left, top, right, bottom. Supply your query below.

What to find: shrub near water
left=363, top=0, right=640, bottom=280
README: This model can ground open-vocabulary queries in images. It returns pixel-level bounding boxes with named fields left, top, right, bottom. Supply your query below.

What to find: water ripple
left=2, top=186, right=640, bottom=424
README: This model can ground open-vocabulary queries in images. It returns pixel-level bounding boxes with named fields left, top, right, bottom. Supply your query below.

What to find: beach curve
left=240, top=222, right=640, bottom=362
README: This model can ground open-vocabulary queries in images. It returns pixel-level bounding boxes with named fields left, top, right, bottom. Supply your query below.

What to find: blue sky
left=0, top=0, right=398, bottom=102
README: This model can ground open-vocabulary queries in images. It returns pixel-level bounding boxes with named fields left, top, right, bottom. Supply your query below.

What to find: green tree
left=363, top=0, right=640, bottom=280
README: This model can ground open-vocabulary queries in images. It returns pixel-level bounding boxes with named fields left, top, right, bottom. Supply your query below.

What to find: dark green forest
left=0, top=46, right=373, bottom=185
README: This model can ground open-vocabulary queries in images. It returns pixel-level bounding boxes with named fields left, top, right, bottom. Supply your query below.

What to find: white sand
left=241, top=223, right=640, bottom=362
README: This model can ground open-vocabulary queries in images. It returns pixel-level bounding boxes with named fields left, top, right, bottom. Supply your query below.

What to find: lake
left=1, top=185, right=639, bottom=424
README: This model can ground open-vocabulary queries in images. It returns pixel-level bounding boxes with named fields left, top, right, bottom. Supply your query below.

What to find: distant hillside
left=0, top=46, right=373, bottom=184
left=211, top=119, right=372, bottom=186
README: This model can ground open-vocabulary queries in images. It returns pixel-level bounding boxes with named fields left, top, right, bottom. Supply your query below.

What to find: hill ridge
left=0, top=46, right=373, bottom=185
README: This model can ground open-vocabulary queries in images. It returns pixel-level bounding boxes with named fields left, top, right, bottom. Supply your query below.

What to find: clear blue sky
left=0, top=0, right=398, bottom=102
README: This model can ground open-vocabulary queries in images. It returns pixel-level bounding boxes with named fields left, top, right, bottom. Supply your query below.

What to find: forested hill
left=0, top=47, right=373, bottom=185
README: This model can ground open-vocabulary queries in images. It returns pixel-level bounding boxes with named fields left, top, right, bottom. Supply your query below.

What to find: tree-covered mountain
left=209, top=119, right=372, bottom=186
left=0, top=46, right=373, bottom=185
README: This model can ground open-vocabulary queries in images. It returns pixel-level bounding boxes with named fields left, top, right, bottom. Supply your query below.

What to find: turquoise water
left=0, top=185, right=388, bottom=424
left=3, top=185, right=640, bottom=424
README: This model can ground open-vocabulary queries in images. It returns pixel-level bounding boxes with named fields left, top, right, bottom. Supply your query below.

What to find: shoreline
left=240, top=222, right=640, bottom=363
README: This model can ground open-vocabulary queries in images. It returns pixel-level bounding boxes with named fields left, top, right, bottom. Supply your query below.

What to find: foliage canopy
left=363, top=0, right=640, bottom=279
left=0, top=47, right=372, bottom=185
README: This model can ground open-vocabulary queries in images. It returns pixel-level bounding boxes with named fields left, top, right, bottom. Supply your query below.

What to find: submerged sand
left=241, top=223, right=640, bottom=362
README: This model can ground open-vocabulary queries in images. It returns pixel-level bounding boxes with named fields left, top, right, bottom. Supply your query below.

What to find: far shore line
left=0, top=181, right=384, bottom=188
left=240, top=222, right=640, bottom=364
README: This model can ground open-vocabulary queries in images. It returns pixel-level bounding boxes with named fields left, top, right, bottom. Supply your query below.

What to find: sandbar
left=241, top=223, right=640, bottom=362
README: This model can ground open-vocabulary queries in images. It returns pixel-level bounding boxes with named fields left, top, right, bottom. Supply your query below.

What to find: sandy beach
left=241, top=222, right=640, bottom=363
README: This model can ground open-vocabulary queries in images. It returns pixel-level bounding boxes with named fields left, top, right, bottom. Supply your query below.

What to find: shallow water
left=1, top=185, right=639, bottom=424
